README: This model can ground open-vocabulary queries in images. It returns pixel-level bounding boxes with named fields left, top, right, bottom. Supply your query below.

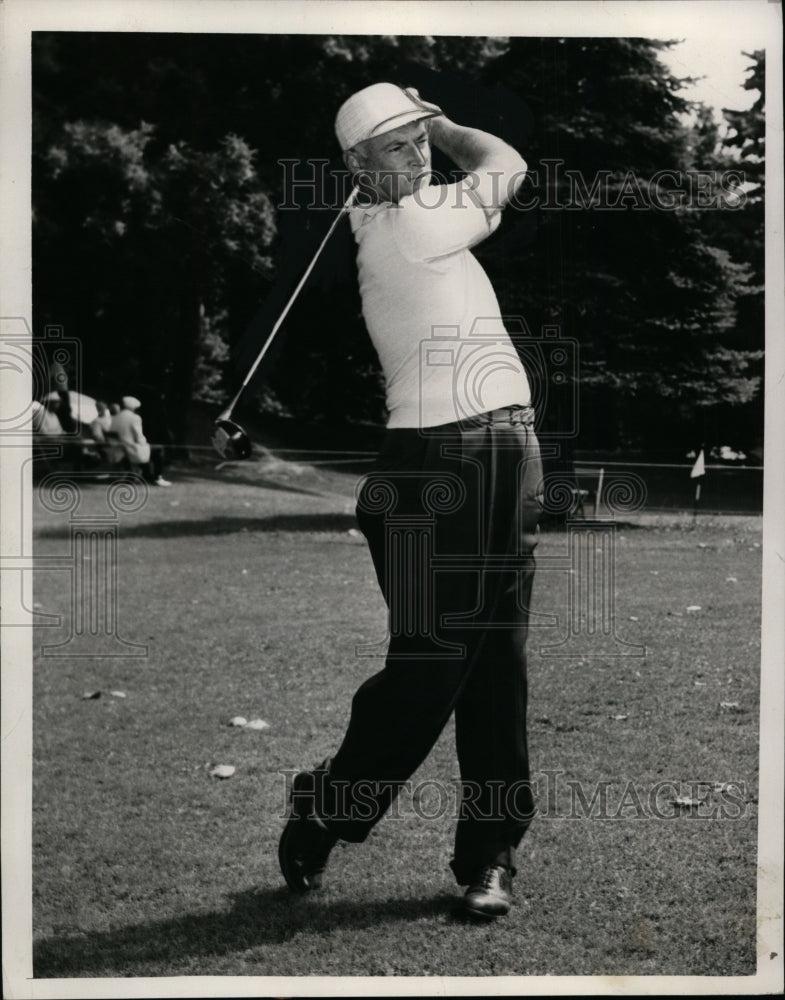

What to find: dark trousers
left=144, top=445, right=166, bottom=482
left=322, top=405, right=543, bottom=883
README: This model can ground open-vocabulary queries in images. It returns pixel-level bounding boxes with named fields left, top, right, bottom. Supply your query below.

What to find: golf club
left=212, top=185, right=359, bottom=460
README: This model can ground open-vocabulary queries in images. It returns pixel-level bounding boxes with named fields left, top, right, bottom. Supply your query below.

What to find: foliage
left=34, top=103, right=275, bottom=433
left=476, top=38, right=762, bottom=447
left=32, top=34, right=764, bottom=449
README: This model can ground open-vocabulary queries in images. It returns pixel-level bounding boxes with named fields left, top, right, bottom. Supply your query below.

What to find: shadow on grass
left=167, top=467, right=334, bottom=495
left=33, top=887, right=456, bottom=977
left=36, top=512, right=361, bottom=539
left=34, top=469, right=326, bottom=498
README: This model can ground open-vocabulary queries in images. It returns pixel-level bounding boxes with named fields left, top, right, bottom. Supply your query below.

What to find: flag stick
left=690, top=447, right=705, bottom=521
left=594, top=467, right=605, bottom=517
left=693, top=480, right=701, bottom=518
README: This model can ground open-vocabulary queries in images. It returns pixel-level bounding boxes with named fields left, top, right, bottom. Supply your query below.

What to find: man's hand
left=422, top=113, right=527, bottom=211
left=400, top=86, right=526, bottom=210
left=402, top=87, right=443, bottom=119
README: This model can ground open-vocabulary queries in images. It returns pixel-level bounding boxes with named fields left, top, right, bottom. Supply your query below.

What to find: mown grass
left=31, top=459, right=761, bottom=978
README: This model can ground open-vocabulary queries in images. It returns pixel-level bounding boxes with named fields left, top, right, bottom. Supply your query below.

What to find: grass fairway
left=31, top=458, right=762, bottom=979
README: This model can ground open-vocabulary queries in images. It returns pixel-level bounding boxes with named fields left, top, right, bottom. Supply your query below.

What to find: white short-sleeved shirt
left=349, top=178, right=531, bottom=428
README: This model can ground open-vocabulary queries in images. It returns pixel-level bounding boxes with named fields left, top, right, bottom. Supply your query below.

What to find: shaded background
left=32, top=33, right=765, bottom=456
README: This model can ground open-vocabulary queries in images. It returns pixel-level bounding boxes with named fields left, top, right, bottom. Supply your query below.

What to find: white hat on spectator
left=335, top=83, right=439, bottom=152
left=122, top=396, right=142, bottom=411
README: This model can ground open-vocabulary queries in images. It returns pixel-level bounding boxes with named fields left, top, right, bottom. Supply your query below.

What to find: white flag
left=690, top=449, right=705, bottom=479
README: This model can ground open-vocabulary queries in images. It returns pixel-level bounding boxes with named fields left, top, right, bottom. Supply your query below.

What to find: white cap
left=335, top=83, right=439, bottom=152
left=122, top=396, right=141, bottom=411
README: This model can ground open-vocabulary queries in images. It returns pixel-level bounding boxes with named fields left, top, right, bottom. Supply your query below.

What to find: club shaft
left=219, top=186, right=359, bottom=422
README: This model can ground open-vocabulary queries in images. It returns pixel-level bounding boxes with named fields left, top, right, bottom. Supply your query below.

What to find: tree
left=32, top=33, right=764, bottom=451
left=32, top=33, right=510, bottom=433
left=477, top=37, right=760, bottom=449
left=33, top=114, right=276, bottom=438
left=682, top=51, right=765, bottom=448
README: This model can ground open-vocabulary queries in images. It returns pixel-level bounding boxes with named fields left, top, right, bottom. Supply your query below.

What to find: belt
left=457, top=404, right=535, bottom=428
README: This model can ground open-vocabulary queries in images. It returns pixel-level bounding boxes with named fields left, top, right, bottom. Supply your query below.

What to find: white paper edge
left=1, top=2, right=782, bottom=997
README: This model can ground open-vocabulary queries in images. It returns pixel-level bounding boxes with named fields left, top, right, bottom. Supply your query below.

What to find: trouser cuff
left=450, top=847, right=518, bottom=886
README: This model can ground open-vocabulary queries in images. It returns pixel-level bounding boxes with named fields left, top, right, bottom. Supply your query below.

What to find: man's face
left=348, top=120, right=432, bottom=203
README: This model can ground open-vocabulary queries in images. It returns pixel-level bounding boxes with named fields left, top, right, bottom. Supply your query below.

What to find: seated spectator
left=111, top=396, right=151, bottom=475
left=79, top=399, right=111, bottom=470
left=89, top=400, right=112, bottom=441
left=104, top=403, right=126, bottom=467
left=33, top=398, right=65, bottom=436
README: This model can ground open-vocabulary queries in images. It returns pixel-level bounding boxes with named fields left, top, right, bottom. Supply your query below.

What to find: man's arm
left=428, top=116, right=527, bottom=211
left=131, top=414, right=148, bottom=445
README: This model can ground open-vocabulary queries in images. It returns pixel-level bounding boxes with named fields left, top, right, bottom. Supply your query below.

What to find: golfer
left=279, top=83, right=543, bottom=919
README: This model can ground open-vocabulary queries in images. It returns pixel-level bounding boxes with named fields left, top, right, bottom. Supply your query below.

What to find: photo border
left=2, top=2, right=782, bottom=997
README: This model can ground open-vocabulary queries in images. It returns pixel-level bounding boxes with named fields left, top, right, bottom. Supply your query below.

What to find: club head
left=212, top=418, right=253, bottom=461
